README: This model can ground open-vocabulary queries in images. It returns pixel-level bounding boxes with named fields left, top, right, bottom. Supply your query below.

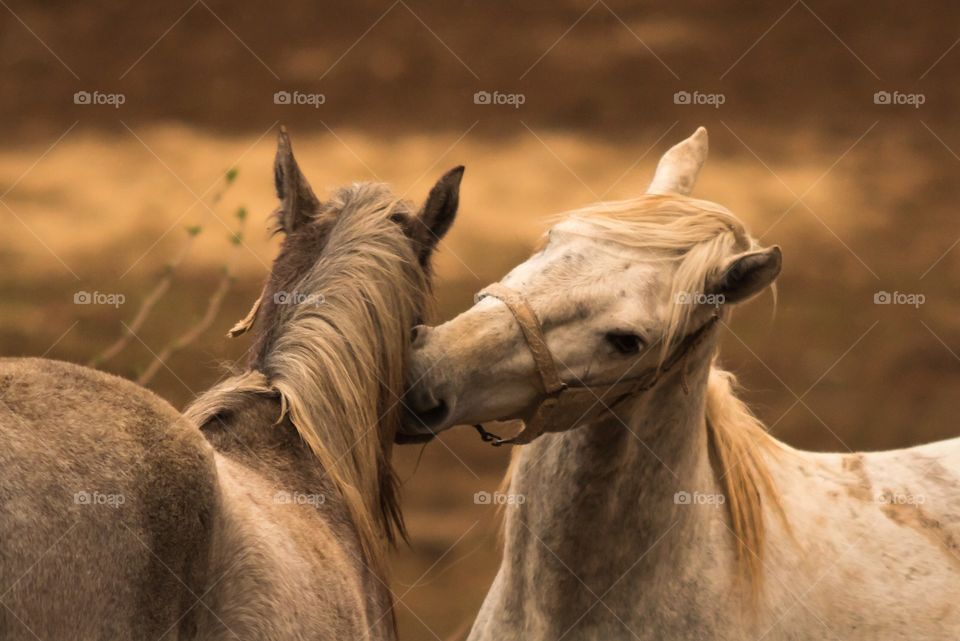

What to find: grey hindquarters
left=0, top=358, right=219, bottom=641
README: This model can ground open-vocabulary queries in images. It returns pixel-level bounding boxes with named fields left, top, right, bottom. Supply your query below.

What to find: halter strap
left=476, top=283, right=567, bottom=396
left=474, top=282, right=720, bottom=446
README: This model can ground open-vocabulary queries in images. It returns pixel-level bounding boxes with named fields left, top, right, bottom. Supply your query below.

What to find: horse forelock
left=557, top=194, right=759, bottom=364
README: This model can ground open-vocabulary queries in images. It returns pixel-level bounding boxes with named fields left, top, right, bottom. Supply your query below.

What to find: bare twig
left=87, top=229, right=201, bottom=368
left=136, top=270, right=234, bottom=385
left=137, top=207, right=247, bottom=385
left=89, top=167, right=239, bottom=370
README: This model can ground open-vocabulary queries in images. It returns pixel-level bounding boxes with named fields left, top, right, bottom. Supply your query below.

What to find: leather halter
left=473, top=283, right=720, bottom=446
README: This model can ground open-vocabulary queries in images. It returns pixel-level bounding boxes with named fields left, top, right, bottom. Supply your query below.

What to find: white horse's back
left=762, top=438, right=960, bottom=638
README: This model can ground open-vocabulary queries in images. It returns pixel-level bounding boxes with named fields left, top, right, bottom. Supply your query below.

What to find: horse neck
left=200, top=391, right=398, bottom=640
left=491, top=347, right=724, bottom=634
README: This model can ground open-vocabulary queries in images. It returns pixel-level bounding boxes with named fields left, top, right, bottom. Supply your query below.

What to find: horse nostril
left=410, top=324, right=430, bottom=347
left=411, top=398, right=450, bottom=429
left=403, top=385, right=452, bottom=430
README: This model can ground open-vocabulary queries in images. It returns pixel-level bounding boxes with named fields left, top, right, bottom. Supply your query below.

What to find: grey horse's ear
left=709, top=246, right=782, bottom=304
left=415, top=165, right=463, bottom=262
left=647, top=127, right=708, bottom=196
left=274, top=126, right=320, bottom=234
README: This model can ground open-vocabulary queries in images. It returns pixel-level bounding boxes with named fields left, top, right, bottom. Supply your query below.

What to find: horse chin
left=394, top=430, right=436, bottom=445
left=395, top=411, right=441, bottom=443
left=394, top=395, right=543, bottom=445
left=395, top=404, right=449, bottom=444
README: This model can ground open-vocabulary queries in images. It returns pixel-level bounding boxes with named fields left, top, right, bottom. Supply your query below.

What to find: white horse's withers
left=401, top=128, right=960, bottom=640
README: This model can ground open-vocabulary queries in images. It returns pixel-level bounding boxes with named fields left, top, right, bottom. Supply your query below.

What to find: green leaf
left=185, top=225, right=203, bottom=237
left=225, top=167, right=239, bottom=184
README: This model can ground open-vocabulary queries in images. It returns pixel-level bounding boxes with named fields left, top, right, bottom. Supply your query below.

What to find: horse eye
left=605, top=332, right=644, bottom=355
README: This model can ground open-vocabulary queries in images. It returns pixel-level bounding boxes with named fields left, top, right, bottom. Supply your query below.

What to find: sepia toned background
left=2, top=1, right=960, bottom=638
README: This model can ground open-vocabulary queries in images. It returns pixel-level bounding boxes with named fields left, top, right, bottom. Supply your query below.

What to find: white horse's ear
left=646, top=127, right=708, bottom=196
left=708, top=246, right=781, bottom=305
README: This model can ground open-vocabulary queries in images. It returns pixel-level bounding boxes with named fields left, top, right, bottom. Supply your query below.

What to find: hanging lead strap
left=473, top=423, right=502, bottom=443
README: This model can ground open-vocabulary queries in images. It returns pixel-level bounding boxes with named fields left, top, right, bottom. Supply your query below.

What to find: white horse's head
left=400, top=128, right=781, bottom=440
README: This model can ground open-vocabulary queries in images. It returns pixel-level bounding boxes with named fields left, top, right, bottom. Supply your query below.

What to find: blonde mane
left=704, top=366, right=788, bottom=600
left=563, top=194, right=761, bottom=362
left=510, top=194, right=788, bottom=598
left=187, top=183, right=428, bottom=581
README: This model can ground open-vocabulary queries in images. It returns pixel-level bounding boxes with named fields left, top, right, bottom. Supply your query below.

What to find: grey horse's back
left=0, top=357, right=218, bottom=640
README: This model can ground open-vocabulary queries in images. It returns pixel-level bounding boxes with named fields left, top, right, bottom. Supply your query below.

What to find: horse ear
left=708, top=246, right=782, bottom=305
left=416, top=165, right=463, bottom=261
left=274, top=126, right=320, bottom=234
left=647, top=127, right=708, bottom=196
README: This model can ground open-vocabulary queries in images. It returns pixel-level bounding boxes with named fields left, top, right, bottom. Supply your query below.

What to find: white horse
left=398, top=128, right=960, bottom=640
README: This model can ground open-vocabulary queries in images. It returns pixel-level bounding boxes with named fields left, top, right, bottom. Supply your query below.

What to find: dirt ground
left=3, top=2, right=960, bottom=638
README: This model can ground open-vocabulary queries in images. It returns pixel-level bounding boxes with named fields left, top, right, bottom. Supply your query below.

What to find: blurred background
left=2, top=1, right=959, bottom=638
